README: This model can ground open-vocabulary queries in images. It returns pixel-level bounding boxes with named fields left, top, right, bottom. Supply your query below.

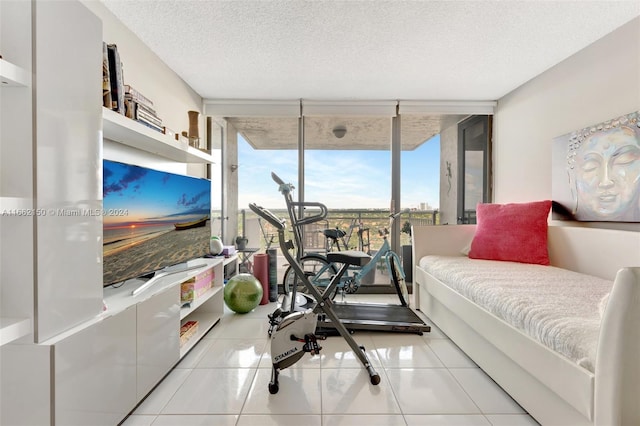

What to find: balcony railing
left=238, top=208, right=439, bottom=253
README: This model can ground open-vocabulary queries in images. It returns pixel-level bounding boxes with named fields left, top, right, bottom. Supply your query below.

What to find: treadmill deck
left=317, top=302, right=431, bottom=335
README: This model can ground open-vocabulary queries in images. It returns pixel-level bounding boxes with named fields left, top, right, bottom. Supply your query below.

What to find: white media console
left=68, top=255, right=235, bottom=424
left=103, top=257, right=228, bottom=358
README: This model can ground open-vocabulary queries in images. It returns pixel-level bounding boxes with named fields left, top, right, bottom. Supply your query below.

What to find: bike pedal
left=303, top=333, right=322, bottom=355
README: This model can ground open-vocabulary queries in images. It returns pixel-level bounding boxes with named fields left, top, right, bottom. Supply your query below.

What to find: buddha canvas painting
left=552, top=111, right=640, bottom=222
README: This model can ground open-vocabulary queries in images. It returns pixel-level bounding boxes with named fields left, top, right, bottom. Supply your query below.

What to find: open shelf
left=0, top=58, right=30, bottom=87
left=179, top=309, right=221, bottom=358
left=179, top=285, right=223, bottom=320
left=0, top=202, right=32, bottom=348
left=103, top=108, right=213, bottom=163
left=0, top=197, right=32, bottom=210
left=0, top=317, right=31, bottom=346
left=178, top=265, right=224, bottom=357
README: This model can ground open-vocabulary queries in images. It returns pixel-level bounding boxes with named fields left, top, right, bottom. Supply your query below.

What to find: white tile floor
left=122, top=294, right=539, bottom=426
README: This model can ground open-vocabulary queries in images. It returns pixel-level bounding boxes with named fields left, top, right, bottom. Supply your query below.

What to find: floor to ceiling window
left=400, top=132, right=440, bottom=245
left=205, top=100, right=495, bottom=287
left=232, top=117, right=299, bottom=252
left=302, top=116, right=393, bottom=269
left=232, top=113, right=446, bottom=287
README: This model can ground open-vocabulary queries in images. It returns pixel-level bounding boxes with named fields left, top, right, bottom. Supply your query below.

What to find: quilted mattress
left=419, top=255, right=614, bottom=373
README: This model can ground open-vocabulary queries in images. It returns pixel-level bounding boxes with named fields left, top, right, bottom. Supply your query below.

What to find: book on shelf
left=137, top=109, right=162, bottom=127
left=125, top=94, right=157, bottom=116
left=102, top=42, right=112, bottom=109
left=124, top=84, right=154, bottom=109
left=180, top=320, right=199, bottom=346
left=125, top=98, right=163, bottom=127
left=107, top=44, right=125, bottom=115
left=136, top=117, right=164, bottom=134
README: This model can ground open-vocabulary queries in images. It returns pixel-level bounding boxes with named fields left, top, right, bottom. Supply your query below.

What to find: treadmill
left=313, top=250, right=430, bottom=335
left=269, top=171, right=430, bottom=335
left=277, top=239, right=431, bottom=335
left=320, top=301, right=430, bottom=335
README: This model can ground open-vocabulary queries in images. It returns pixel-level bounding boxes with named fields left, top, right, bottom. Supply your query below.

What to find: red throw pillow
left=468, top=200, right=552, bottom=265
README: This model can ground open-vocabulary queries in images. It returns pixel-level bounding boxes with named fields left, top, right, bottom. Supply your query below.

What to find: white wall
left=81, top=0, right=207, bottom=177
left=82, top=0, right=202, bottom=139
left=493, top=17, right=639, bottom=230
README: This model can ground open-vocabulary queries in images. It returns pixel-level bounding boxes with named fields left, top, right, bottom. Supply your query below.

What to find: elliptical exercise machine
left=269, top=171, right=430, bottom=335
left=248, top=202, right=381, bottom=394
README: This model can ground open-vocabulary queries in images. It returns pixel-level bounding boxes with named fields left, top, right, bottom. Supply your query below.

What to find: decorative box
left=180, top=266, right=214, bottom=303
left=222, top=245, right=236, bottom=256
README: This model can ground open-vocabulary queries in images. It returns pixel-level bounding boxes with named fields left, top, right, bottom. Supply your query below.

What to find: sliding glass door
left=457, top=115, right=492, bottom=224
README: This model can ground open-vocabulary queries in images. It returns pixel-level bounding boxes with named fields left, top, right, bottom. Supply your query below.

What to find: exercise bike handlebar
left=249, top=203, right=286, bottom=230
left=289, top=201, right=328, bottom=226
left=271, top=171, right=328, bottom=226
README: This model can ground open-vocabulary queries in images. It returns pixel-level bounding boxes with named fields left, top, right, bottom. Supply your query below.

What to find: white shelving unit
left=0, top=196, right=32, bottom=210
left=102, top=258, right=225, bottom=357
left=2, top=2, right=220, bottom=425
left=103, top=108, right=213, bottom=163
left=177, top=256, right=238, bottom=356
left=0, top=37, right=33, bottom=346
left=0, top=317, right=31, bottom=346
left=179, top=286, right=223, bottom=357
left=0, top=58, right=30, bottom=87
left=101, top=104, right=223, bottom=358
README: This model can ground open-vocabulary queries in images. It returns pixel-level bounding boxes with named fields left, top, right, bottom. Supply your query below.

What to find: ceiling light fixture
left=332, top=125, right=347, bottom=139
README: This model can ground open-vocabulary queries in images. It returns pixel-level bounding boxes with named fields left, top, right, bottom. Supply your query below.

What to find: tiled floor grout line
left=444, top=365, right=486, bottom=420
left=234, top=364, right=259, bottom=426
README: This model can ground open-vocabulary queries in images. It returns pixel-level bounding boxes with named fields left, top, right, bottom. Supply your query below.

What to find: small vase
left=188, top=110, right=200, bottom=139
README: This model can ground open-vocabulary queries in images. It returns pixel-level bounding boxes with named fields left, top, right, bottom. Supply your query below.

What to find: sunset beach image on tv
left=103, top=159, right=212, bottom=286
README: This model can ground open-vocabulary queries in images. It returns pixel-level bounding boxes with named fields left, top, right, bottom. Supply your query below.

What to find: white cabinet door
left=34, top=0, right=104, bottom=342
left=55, top=307, right=137, bottom=426
left=136, top=284, right=180, bottom=400
left=0, top=344, right=51, bottom=426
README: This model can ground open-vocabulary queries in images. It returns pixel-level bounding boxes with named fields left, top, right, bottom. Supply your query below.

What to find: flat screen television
left=102, top=159, right=212, bottom=287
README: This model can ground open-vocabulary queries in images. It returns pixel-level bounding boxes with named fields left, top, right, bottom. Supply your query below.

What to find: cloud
left=177, top=190, right=209, bottom=208
left=103, top=165, right=147, bottom=196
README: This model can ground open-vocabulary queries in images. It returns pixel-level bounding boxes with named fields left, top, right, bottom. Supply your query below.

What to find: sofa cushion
left=469, top=200, right=552, bottom=265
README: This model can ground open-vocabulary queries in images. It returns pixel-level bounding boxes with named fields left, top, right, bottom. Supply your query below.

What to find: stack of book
left=102, top=42, right=164, bottom=134
left=179, top=320, right=199, bottom=347
left=124, top=84, right=164, bottom=133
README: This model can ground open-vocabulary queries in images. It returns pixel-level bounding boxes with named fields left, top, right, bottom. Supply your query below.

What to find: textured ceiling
left=101, top=0, right=640, bottom=101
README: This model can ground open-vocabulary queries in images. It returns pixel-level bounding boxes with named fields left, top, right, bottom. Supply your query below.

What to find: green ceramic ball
left=224, top=273, right=263, bottom=314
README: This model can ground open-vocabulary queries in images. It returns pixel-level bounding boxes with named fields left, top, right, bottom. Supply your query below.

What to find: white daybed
left=412, top=224, right=640, bottom=426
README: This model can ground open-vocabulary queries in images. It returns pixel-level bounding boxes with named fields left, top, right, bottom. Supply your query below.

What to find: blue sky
left=238, top=135, right=440, bottom=210
left=103, top=160, right=211, bottom=227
